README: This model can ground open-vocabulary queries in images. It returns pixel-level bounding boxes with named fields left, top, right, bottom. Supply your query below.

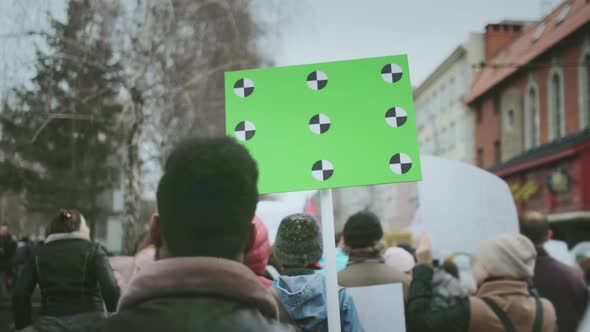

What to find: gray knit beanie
left=473, top=233, right=537, bottom=279
left=274, top=213, right=323, bottom=267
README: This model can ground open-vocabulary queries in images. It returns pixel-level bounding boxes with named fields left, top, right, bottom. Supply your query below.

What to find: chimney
left=484, top=22, right=525, bottom=60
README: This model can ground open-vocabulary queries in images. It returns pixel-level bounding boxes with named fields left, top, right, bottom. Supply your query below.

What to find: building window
left=525, top=84, right=540, bottom=148
left=532, top=23, right=545, bottom=42
left=477, top=148, right=484, bottom=167
left=476, top=109, right=483, bottom=124
left=506, top=109, right=515, bottom=131
left=548, top=69, right=565, bottom=140
left=556, top=4, right=571, bottom=24
left=494, top=140, right=502, bottom=164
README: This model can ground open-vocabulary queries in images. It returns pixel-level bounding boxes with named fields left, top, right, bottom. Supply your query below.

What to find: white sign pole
left=321, top=189, right=341, bottom=331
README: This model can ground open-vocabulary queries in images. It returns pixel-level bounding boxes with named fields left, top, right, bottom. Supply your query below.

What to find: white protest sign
left=409, top=155, right=519, bottom=253
left=347, top=283, right=406, bottom=332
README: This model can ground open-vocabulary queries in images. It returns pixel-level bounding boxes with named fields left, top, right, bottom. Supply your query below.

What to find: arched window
left=506, top=109, right=515, bottom=130
left=548, top=71, right=565, bottom=140
left=527, top=87, right=540, bottom=147
left=525, top=76, right=540, bottom=148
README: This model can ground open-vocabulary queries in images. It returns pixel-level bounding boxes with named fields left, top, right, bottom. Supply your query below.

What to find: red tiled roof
left=465, top=0, right=590, bottom=104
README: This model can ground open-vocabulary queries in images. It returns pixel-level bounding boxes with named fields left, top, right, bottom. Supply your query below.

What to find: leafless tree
left=110, top=0, right=273, bottom=253
left=0, top=0, right=286, bottom=251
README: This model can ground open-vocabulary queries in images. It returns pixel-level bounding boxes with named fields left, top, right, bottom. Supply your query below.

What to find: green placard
left=225, top=54, right=421, bottom=194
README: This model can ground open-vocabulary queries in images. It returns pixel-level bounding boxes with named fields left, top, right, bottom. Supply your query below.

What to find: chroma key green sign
left=225, top=54, right=422, bottom=194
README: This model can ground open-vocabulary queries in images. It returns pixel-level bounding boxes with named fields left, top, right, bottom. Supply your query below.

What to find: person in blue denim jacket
left=273, top=214, right=364, bottom=332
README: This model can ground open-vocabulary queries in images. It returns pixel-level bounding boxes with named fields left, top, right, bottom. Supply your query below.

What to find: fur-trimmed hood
left=344, top=240, right=387, bottom=266
left=119, top=257, right=279, bottom=319
left=45, top=231, right=89, bottom=244
left=45, top=215, right=91, bottom=243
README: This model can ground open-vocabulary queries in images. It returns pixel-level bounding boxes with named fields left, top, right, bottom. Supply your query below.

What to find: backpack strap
left=481, top=297, right=517, bottom=332
left=532, top=297, right=543, bottom=332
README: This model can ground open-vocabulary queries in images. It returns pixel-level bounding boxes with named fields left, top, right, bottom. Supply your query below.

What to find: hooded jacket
left=273, top=273, right=364, bottom=332
left=246, top=217, right=273, bottom=288
left=0, top=234, right=16, bottom=272
left=88, top=257, right=297, bottom=332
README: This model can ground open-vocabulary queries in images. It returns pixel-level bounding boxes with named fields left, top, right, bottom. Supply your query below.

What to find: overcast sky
left=259, top=0, right=562, bottom=85
left=0, top=0, right=562, bottom=91
left=0, top=0, right=66, bottom=93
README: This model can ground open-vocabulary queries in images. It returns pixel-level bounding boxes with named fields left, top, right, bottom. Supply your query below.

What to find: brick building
left=465, top=0, right=590, bottom=244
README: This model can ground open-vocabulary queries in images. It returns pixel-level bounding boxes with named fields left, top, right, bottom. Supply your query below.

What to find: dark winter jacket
left=407, top=264, right=556, bottom=332
left=0, top=234, right=16, bottom=272
left=88, top=257, right=298, bottom=332
left=13, top=241, right=33, bottom=265
left=533, top=248, right=589, bottom=332
left=12, top=232, right=120, bottom=330
left=431, top=268, right=468, bottom=310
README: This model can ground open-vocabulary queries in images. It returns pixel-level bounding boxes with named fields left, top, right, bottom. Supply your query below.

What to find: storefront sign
left=509, top=181, right=539, bottom=202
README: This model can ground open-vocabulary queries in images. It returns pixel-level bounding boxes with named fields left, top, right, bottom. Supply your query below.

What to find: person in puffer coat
left=407, top=233, right=556, bottom=332
left=12, top=209, right=120, bottom=331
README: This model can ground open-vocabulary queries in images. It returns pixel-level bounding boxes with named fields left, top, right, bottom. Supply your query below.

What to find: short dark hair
left=343, top=211, right=384, bottom=249
left=156, top=137, right=259, bottom=259
left=519, top=211, right=550, bottom=246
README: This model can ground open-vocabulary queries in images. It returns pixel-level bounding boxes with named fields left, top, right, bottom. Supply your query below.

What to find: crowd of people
left=0, top=136, right=589, bottom=331
left=0, top=225, right=37, bottom=302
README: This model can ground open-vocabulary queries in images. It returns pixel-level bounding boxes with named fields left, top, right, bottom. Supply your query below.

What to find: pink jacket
left=246, top=217, right=272, bottom=288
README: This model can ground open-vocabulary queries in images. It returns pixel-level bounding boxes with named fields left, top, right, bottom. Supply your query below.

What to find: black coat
left=12, top=234, right=120, bottom=330
left=406, top=264, right=470, bottom=332
left=0, top=234, right=16, bottom=272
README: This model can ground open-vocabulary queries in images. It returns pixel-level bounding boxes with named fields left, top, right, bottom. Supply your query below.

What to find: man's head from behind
left=152, top=137, right=259, bottom=260
left=519, top=211, right=551, bottom=247
left=0, top=223, right=8, bottom=236
left=343, top=211, right=384, bottom=249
